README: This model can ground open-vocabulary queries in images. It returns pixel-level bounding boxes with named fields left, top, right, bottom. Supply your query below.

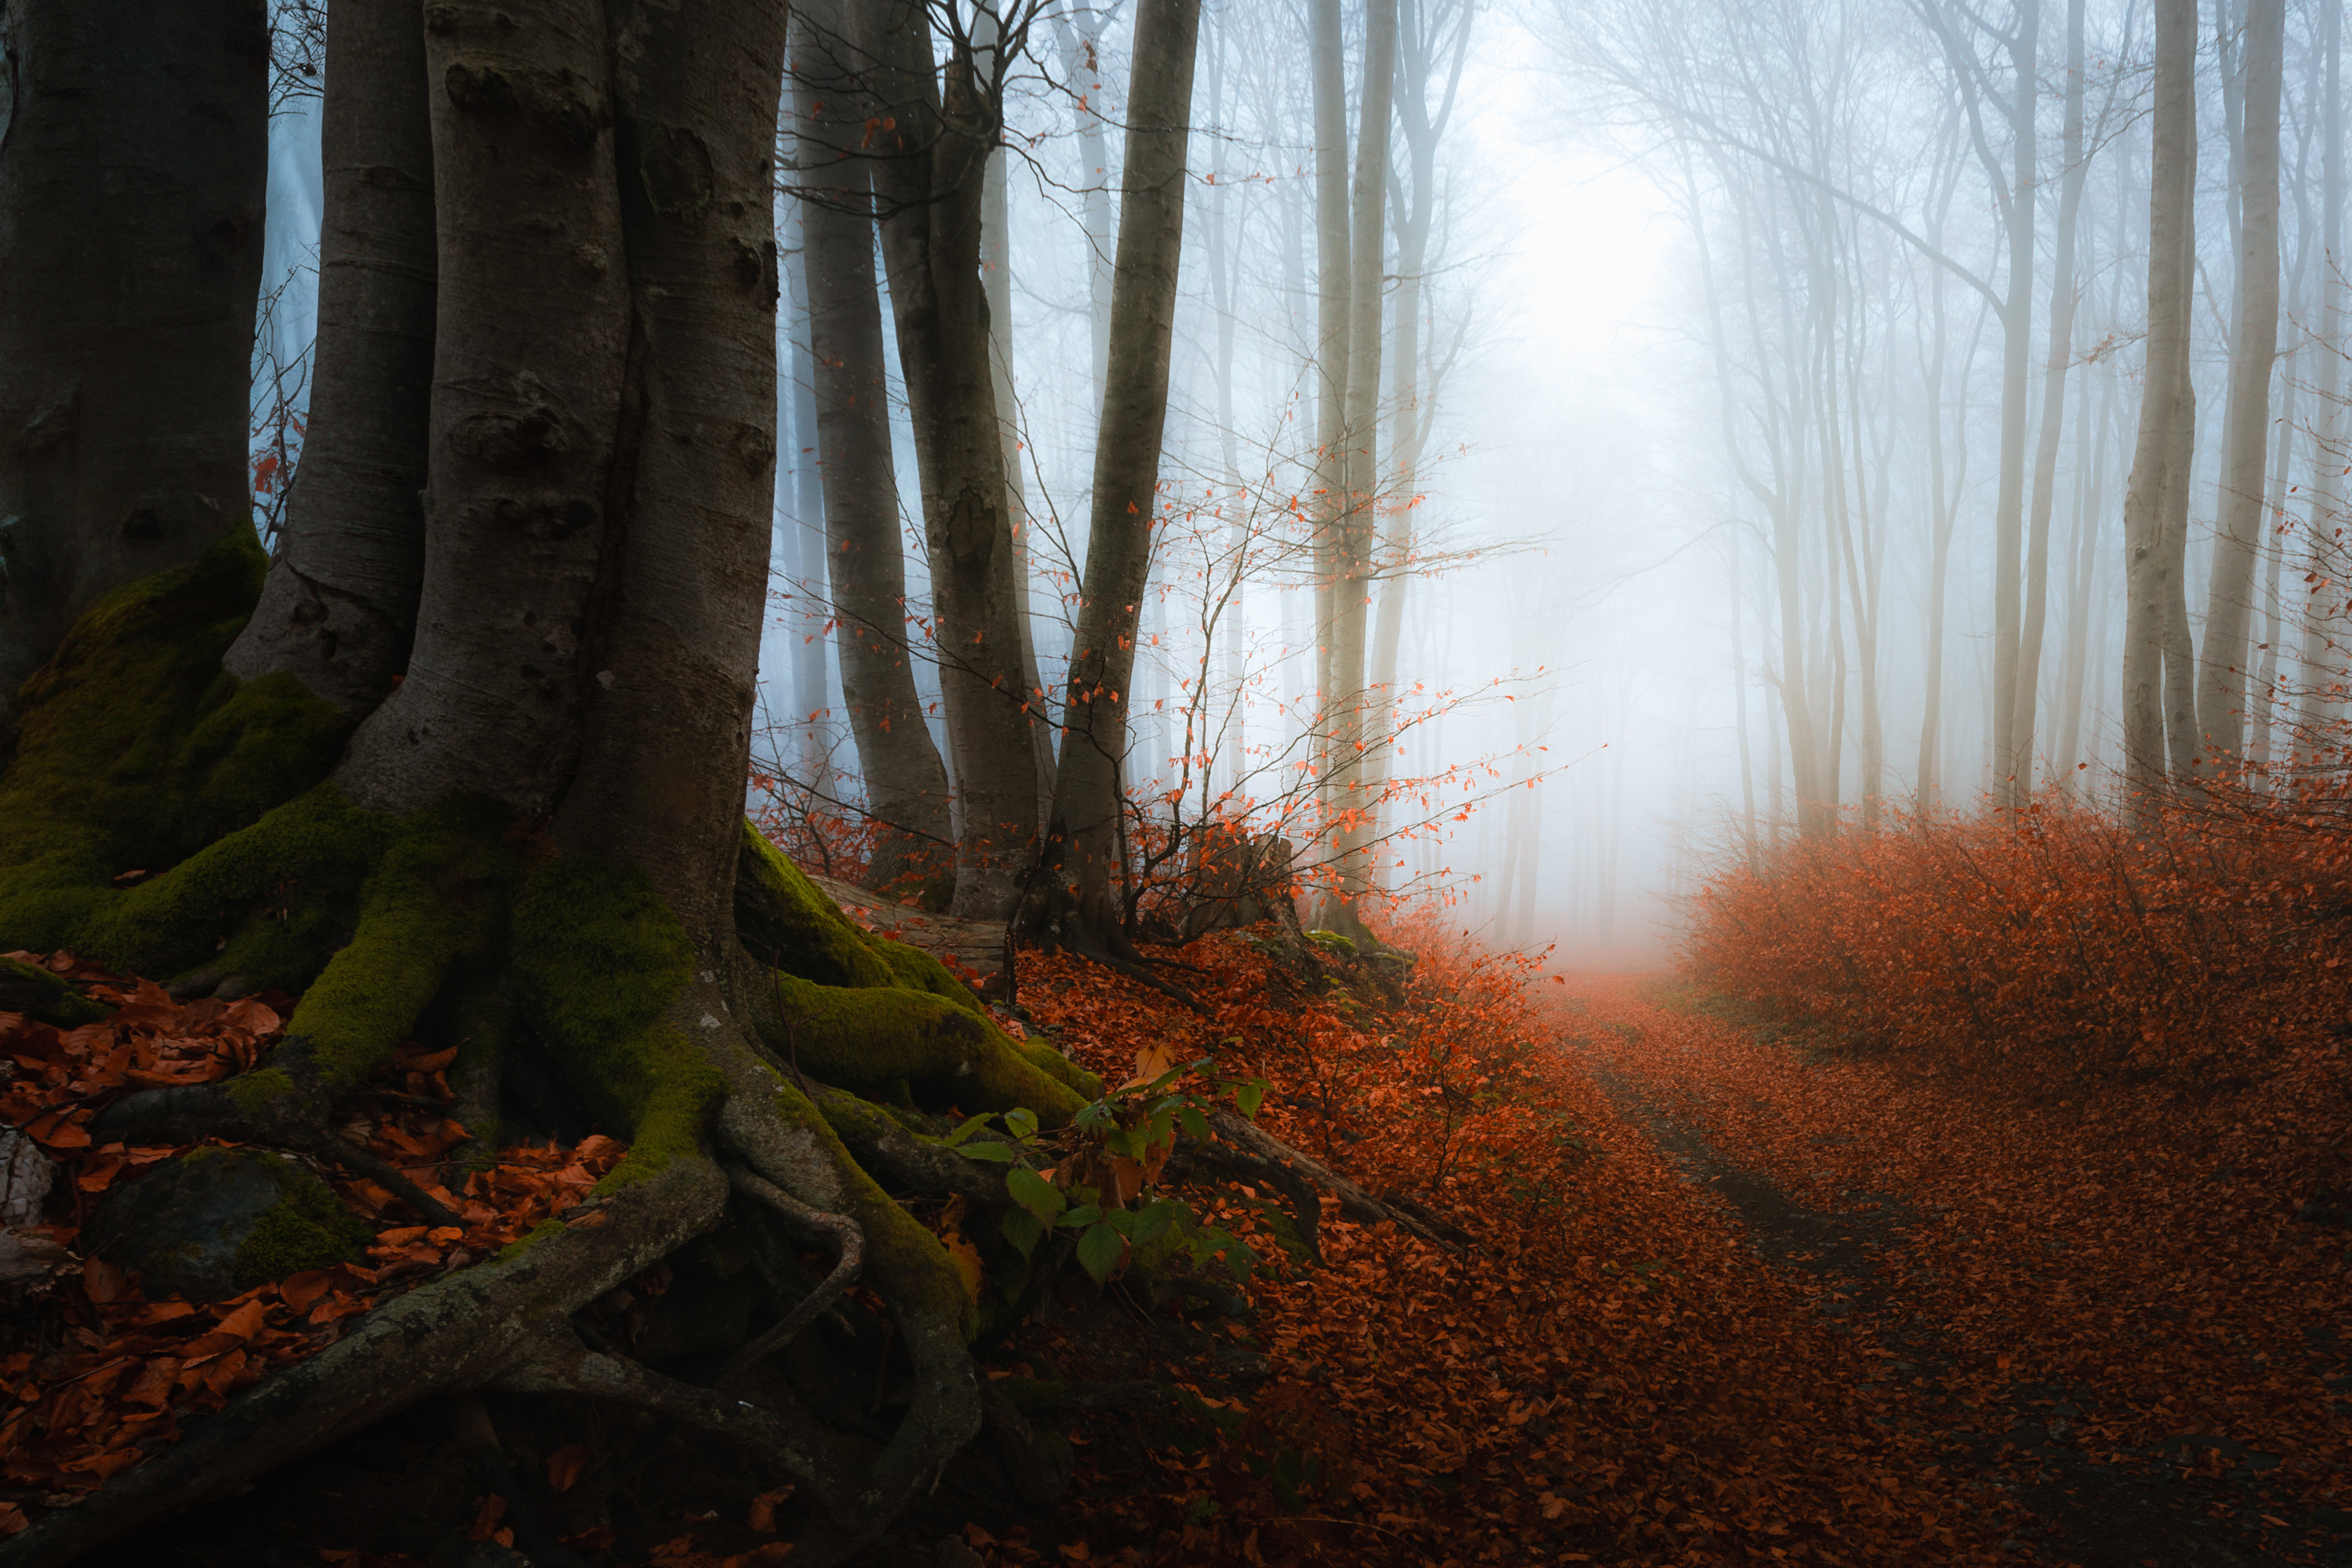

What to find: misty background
left=249, top=0, right=2320, bottom=968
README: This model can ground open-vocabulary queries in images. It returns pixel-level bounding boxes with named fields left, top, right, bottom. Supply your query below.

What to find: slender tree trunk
left=781, top=200, right=831, bottom=788
left=2299, top=0, right=2346, bottom=748
left=0, top=0, right=269, bottom=749
left=337, top=0, right=631, bottom=815
left=228, top=0, right=435, bottom=714
left=2010, top=0, right=2090, bottom=795
left=791, top=1, right=953, bottom=891
left=1025, top=0, right=1202, bottom=952
left=2054, top=353, right=2116, bottom=785
left=2199, top=0, right=2282, bottom=769
left=978, top=7, right=1057, bottom=829
left=1049, top=0, right=1115, bottom=398
left=1308, top=0, right=1351, bottom=821
left=1990, top=1, right=2041, bottom=808
left=2160, top=135, right=2203, bottom=783
left=872, top=4, right=1043, bottom=920
left=2123, top=0, right=2198, bottom=813
left=1320, top=0, right=1398, bottom=931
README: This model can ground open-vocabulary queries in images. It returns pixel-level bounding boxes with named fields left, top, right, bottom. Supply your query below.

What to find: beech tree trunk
left=333, top=0, right=631, bottom=816
left=1026, top=0, right=1203, bottom=953
left=872, top=2, right=1043, bottom=921
left=0, top=0, right=268, bottom=749
left=1308, top=0, right=1351, bottom=815
left=2199, top=0, right=2282, bottom=769
left=226, top=0, right=437, bottom=714
left=792, top=0, right=954, bottom=891
left=978, top=11, right=1058, bottom=829
left=2122, top=0, right=2197, bottom=812
left=2297, top=0, right=2345, bottom=748
left=1321, top=0, right=1398, bottom=932
left=2008, top=0, right=2089, bottom=797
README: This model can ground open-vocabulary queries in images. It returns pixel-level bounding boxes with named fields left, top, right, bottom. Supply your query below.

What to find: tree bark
left=978, top=10, right=1058, bottom=829
left=2297, top=0, right=2345, bottom=749
left=872, top=1, right=1043, bottom=921
left=1320, top=0, right=1398, bottom=932
left=2122, top=0, right=2197, bottom=813
left=2008, top=0, right=2090, bottom=796
left=1026, top=0, right=1203, bottom=953
left=2198, top=0, right=2281, bottom=770
left=227, top=0, right=437, bottom=714
left=1049, top=0, right=1116, bottom=399
left=1308, top=0, right=1351, bottom=820
left=335, top=0, right=631, bottom=817
left=0, top=0, right=268, bottom=749
left=791, top=1, right=954, bottom=891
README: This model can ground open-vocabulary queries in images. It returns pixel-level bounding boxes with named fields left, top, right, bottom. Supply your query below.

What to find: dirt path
left=1553, top=973, right=2351, bottom=1568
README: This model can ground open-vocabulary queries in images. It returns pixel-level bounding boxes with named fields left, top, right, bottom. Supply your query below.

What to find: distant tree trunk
left=1203, top=13, right=1247, bottom=797
left=2297, top=0, right=2345, bottom=748
left=1364, top=0, right=1470, bottom=880
left=2009, top=0, right=2090, bottom=796
left=1049, top=0, right=1116, bottom=398
left=2198, top=0, right=2281, bottom=770
left=780, top=199, right=831, bottom=788
left=2159, top=146, right=2201, bottom=784
left=2053, top=353, right=2117, bottom=787
left=2122, top=0, right=2196, bottom=813
left=336, top=0, right=632, bottom=815
left=978, top=6, right=1057, bottom=829
left=872, top=1, right=1044, bottom=920
left=1319, top=0, right=1398, bottom=933
left=227, top=0, right=435, bottom=714
left=1022, top=0, right=1202, bottom=957
left=1308, top=0, right=1351, bottom=815
left=791, top=0, right=953, bottom=892
left=0, top=0, right=269, bottom=750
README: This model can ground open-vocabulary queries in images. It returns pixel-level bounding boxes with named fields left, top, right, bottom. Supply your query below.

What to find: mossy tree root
left=0, top=538, right=1100, bottom=1564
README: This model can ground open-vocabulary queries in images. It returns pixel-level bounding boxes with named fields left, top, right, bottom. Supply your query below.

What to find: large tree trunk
left=1, top=6, right=1122, bottom=1561
left=1319, top=0, right=1398, bottom=933
left=0, top=0, right=268, bottom=750
left=872, top=2, right=1043, bottom=921
left=1023, top=0, right=1204, bottom=956
left=225, top=0, right=437, bottom=714
left=2122, top=0, right=2197, bottom=813
left=333, top=0, right=631, bottom=816
left=792, top=0, right=954, bottom=892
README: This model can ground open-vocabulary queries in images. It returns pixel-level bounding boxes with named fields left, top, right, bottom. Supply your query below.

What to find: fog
left=257, top=0, right=2325, bottom=968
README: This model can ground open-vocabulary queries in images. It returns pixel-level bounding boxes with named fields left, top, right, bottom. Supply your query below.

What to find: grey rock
left=87, top=1145, right=371, bottom=1301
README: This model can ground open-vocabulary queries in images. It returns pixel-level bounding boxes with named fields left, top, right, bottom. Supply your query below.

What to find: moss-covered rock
left=0, top=956, right=107, bottom=1027
left=88, top=1145, right=371, bottom=1300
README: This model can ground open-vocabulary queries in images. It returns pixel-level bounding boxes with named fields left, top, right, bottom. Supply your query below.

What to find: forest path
left=1551, top=973, right=2350, bottom=1568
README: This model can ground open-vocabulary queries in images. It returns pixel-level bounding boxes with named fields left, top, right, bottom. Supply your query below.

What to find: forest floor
left=28, top=939, right=2351, bottom=1567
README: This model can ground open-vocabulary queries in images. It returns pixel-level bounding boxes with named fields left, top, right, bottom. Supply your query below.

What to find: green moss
left=761, top=972, right=1084, bottom=1123
left=228, top=1153, right=373, bottom=1289
left=288, top=796, right=514, bottom=1093
left=512, top=856, right=723, bottom=1191
left=0, top=956, right=108, bottom=1027
left=227, top=1066, right=299, bottom=1118
left=763, top=1077, right=969, bottom=1325
left=0, top=529, right=361, bottom=981
left=0, top=530, right=352, bottom=951
left=733, top=823, right=895, bottom=988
